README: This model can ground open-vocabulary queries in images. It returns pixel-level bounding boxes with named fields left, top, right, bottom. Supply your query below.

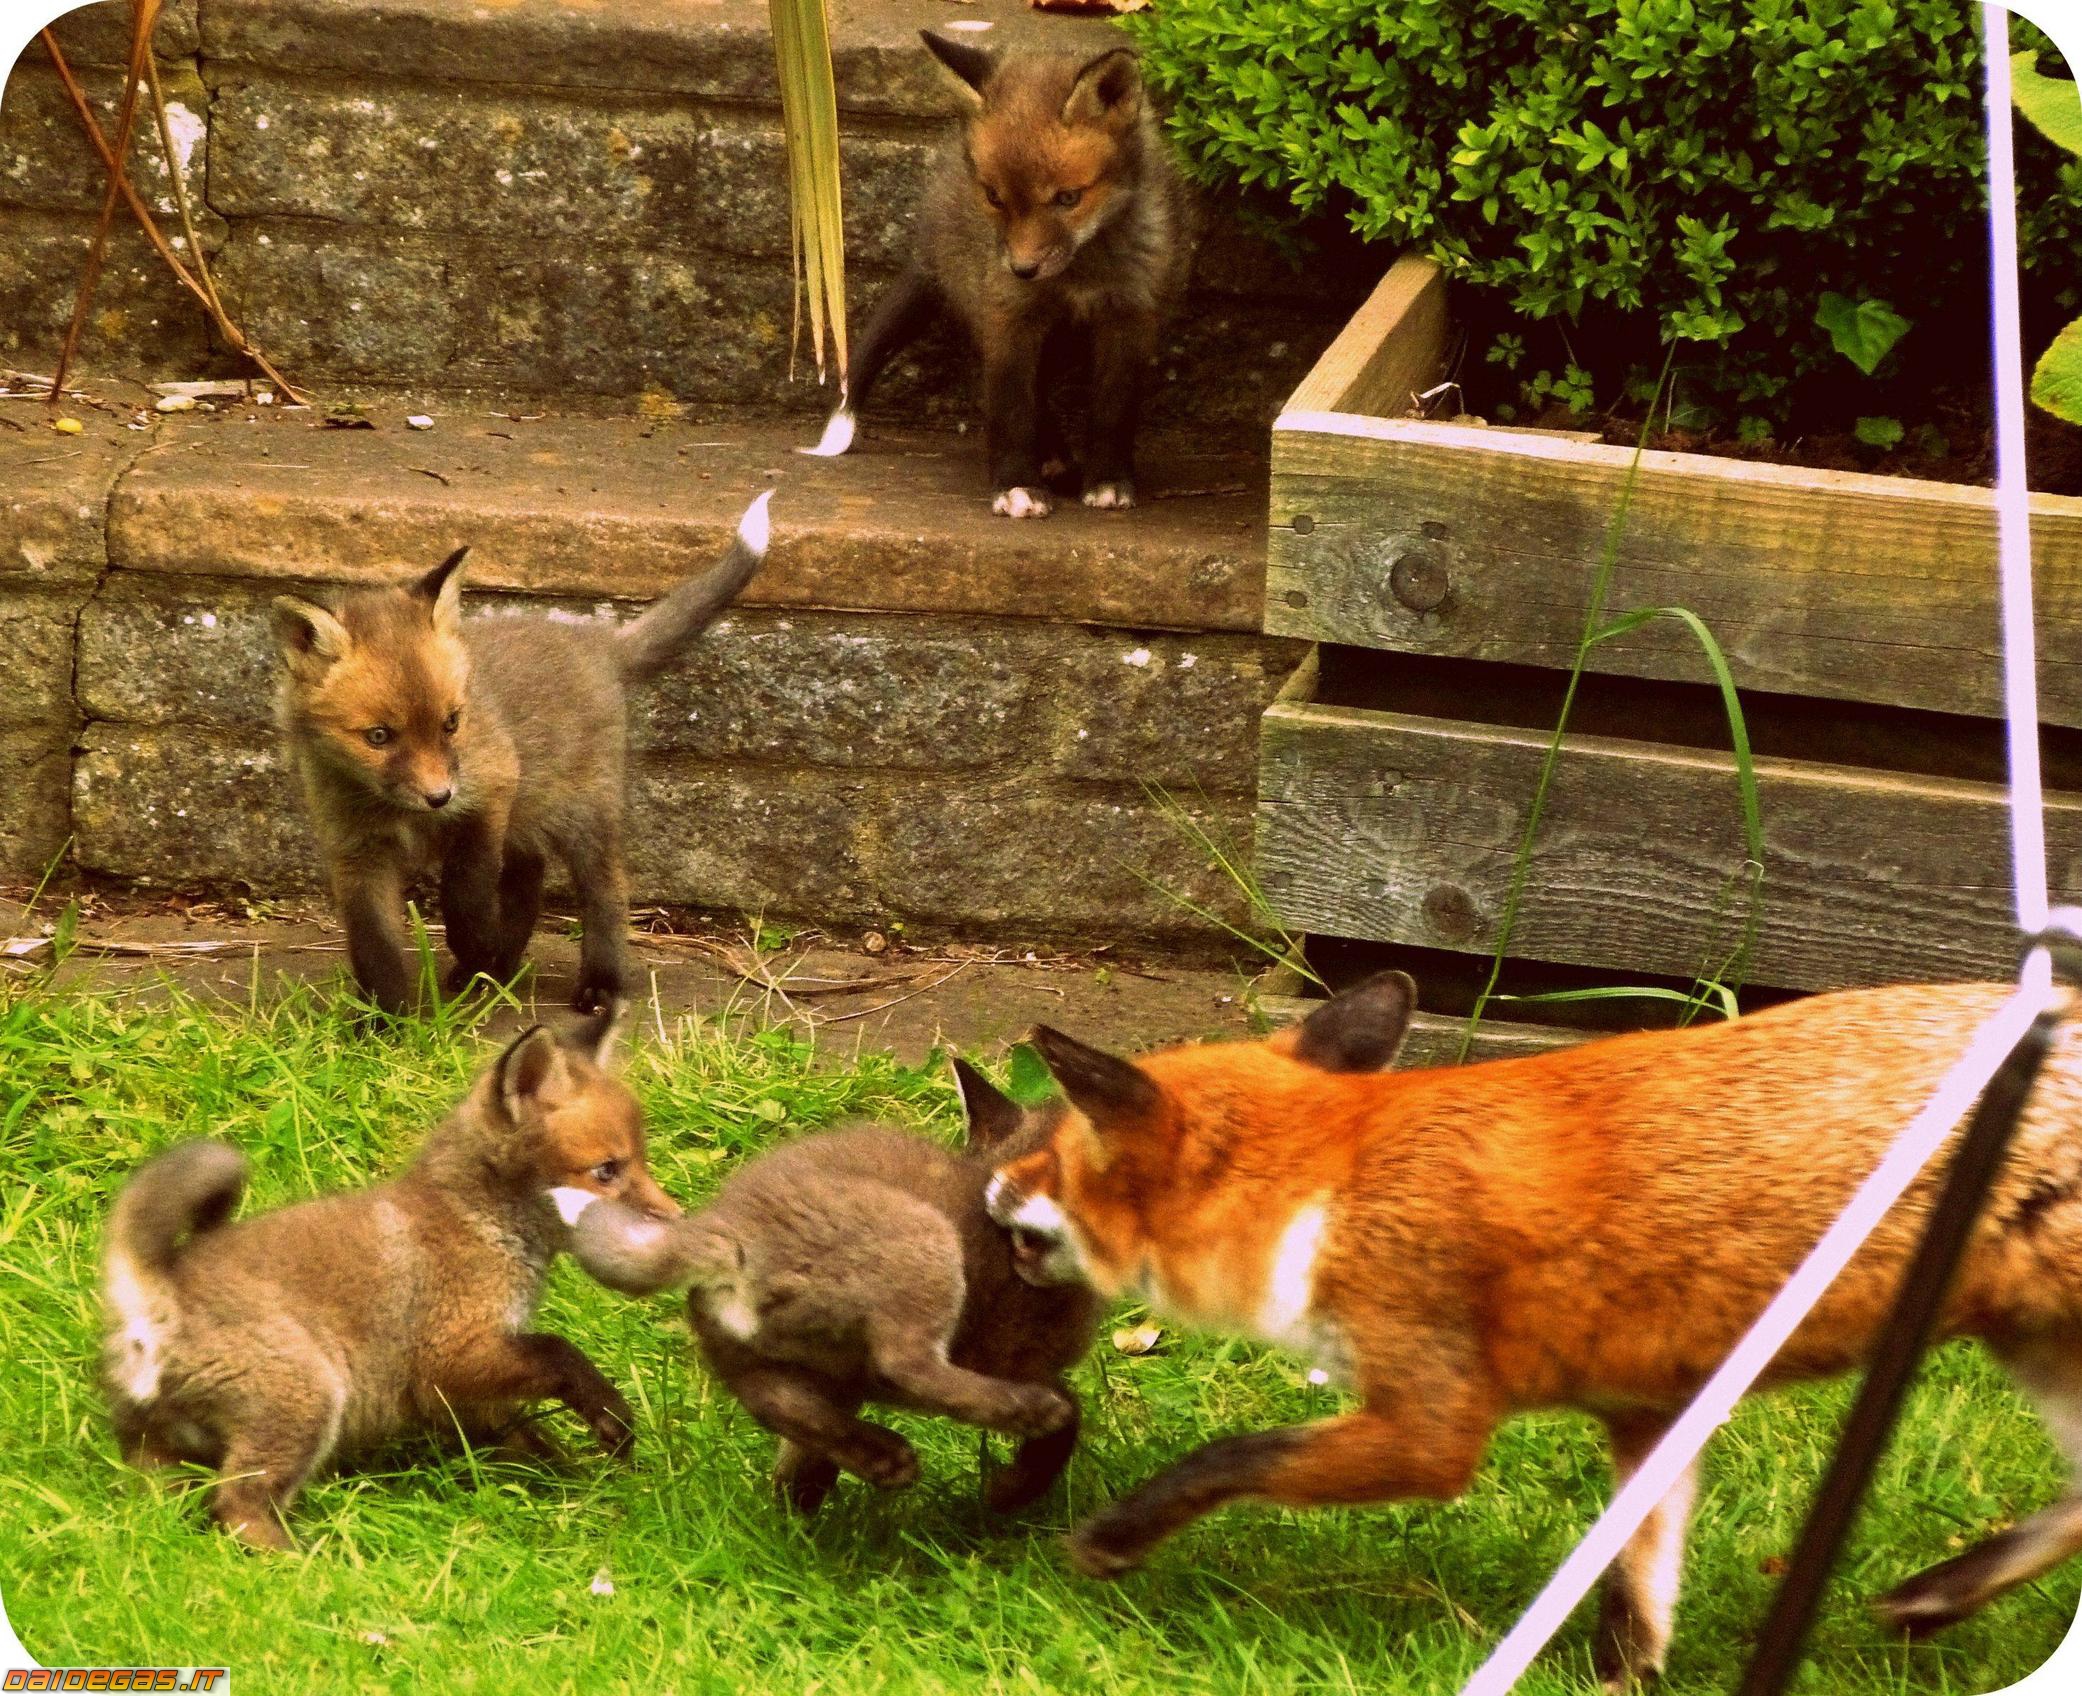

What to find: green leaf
left=2033, top=317, right=2082, bottom=426
left=1854, top=414, right=1906, bottom=449
left=2013, top=49, right=2082, bottom=157
left=1814, top=293, right=1910, bottom=375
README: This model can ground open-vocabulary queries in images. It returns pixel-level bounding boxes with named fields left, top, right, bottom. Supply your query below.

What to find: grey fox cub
left=102, top=1009, right=675, bottom=1549
left=272, top=493, right=770, bottom=1015
left=561, top=1059, right=1099, bottom=1513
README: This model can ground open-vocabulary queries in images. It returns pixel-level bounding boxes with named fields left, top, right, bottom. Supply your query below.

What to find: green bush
left=1124, top=1, right=2082, bottom=417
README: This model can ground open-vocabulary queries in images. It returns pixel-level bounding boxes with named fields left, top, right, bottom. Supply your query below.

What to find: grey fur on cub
left=561, top=1058, right=1099, bottom=1514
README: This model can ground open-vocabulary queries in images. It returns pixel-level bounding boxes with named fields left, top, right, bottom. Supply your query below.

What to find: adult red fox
left=984, top=973, right=2082, bottom=1687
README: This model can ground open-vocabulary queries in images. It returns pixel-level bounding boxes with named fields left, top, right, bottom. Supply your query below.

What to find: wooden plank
left=1265, top=415, right=2082, bottom=726
left=1255, top=692, right=2082, bottom=993
left=1279, top=253, right=1448, bottom=420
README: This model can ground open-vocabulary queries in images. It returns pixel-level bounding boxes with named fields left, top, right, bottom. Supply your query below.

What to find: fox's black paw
left=1002, top=1385, right=1074, bottom=1438
left=851, top=1433, right=921, bottom=1491
left=571, top=974, right=626, bottom=1016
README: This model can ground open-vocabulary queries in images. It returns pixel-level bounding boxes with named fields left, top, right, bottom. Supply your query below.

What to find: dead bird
left=102, top=1008, right=676, bottom=1549
left=560, top=1058, right=1099, bottom=1513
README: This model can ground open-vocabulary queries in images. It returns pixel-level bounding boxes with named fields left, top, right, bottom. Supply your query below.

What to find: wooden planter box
left=1258, top=255, right=2082, bottom=999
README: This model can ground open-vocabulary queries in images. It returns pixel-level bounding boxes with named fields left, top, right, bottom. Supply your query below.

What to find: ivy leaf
left=1854, top=414, right=1906, bottom=449
left=1815, top=293, right=1911, bottom=375
left=2033, top=318, right=2082, bottom=427
left=2013, top=49, right=2082, bottom=157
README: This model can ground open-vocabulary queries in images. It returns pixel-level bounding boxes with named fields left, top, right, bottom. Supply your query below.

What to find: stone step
left=5, top=395, right=1295, bottom=949
left=4, top=0, right=1372, bottom=421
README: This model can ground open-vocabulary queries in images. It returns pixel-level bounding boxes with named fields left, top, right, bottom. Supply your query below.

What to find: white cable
left=1460, top=9, right=2056, bottom=1689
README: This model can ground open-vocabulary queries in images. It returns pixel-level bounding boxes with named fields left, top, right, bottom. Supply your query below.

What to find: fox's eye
left=363, top=726, right=393, bottom=748
left=982, top=185, right=1003, bottom=210
left=442, top=708, right=462, bottom=736
left=1054, top=187, right=1083, bottom=209
left=590, top=1159, right=623, bottom=1184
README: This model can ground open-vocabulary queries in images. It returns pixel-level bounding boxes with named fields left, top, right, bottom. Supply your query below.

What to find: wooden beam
left=1279, top=253, right=1449, bottom=420
left=1256, top=692, right=2082, bottom=993
left=1266, top=417, right=2082, bottom=725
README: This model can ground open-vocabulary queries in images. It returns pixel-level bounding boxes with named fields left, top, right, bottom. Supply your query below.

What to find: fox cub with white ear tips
left=101, top=1008, right=678, bottom=1551
left=560, top=1058, right=1099, bottom=1515
left=271, top=493, right=771, bottom=1015
left=986, top=973, right=2082, bottom=1690
left=805, top=32, right=1195, bottom=521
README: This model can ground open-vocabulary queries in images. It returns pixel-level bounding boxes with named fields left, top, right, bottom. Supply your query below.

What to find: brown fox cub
left=272, top=493, right=770, bottom=1016
left=562, top=1059, right=1098, bottom=1514
left=986, top=975, right=2082, bottom=1687
left=102, top=1010, right=677, bottom=1550
left=807, top=33, right=1195, bottom=520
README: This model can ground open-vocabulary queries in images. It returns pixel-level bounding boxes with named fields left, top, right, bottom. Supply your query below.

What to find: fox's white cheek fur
left=548, top=1186, right=598, bottom=1227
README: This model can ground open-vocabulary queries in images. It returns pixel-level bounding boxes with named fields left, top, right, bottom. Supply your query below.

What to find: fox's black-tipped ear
left=1287, top=971, right=1418, bottom=1073
left=921, top=29, right=994, bottom=103
left=271, top=595, right=349, bottom=667
left=414, top=546, right=469, bottom=635
left=952, top=1055, right=1022, bottom=1148
left=572, top=998, right=628, bottom=1070
left=497, top=1024, right=570, bottom=1123
left=1028, top=1026, right=1160, bottom=1127
left=1062, top=46, right=1142, bottom=129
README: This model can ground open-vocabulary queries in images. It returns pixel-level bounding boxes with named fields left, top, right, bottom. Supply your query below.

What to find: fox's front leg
left=1082, top=308, right=1156, bottom=511
left=984, top=1380, right=1081, bottom=1513
left=983, top=317, right=1052, bottom=519
left=333, top=855, right=412, bottom=1015
left=1067, top=1370, right=1496, bottom=1578
left=435, top=1332, right=635, bottom=1460
left=438, top=813, right=505, bottom=993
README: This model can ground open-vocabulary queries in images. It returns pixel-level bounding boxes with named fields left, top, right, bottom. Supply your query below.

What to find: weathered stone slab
left=107, top=413, right=1269, bottom=632
left=0, top=209, right=216, bottom=379
left=1, top=59, right=216, bottom=222
left=73, top=724, right=318, bottom=890
left=0, top=723, right=72, bottom=878
left=37, top=0, right=200, bottom=70
left=76, top=572, right=280, bottom=728
left=0, top=412, right=133, bottom=588
left=0, top=586, right=83, bottom=728
left=200, top=0, right=1108, bottom=115
left=207, top=77, right=931, bottom=267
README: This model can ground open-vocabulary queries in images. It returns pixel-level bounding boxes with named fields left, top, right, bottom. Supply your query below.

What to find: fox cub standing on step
left=562, top=1059, right=1098, bottom=1514
left=272, top=494, right=770, bottom=1015
left=808, top=33, right=1195, bottom=520
left=987, top=975, right=2082, bottom=1688
left=102, top=1009, right=676, bottom=1549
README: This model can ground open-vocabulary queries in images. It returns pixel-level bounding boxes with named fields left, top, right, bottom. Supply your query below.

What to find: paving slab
left=106, top=403, right=1270, bottom=630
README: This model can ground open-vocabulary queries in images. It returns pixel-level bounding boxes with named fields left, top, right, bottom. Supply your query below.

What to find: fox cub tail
left=615, top=490, right=772, bottom=681
left=562, top=1193, right=743, bottom=1298
left=104, top=1139, right=247, bottom=1401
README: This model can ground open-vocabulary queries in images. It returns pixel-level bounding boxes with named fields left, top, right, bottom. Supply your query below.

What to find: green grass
left=0, top=970, right=2073, bottom=1694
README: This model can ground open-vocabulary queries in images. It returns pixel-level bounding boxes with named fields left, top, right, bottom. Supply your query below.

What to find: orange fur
left=991, top=976, right=2082, bottom=1684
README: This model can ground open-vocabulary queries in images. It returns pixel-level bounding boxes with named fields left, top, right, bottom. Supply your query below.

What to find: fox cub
left=272, top=493, right=770, bottom=1016
left=808, top=33, right=1195, bottom=520
left=562, top=1059, right=1098, bottom=1514
left=102, top=1009, right=677, bottom=1549
left=987, top=975, right=2082, bottom=1688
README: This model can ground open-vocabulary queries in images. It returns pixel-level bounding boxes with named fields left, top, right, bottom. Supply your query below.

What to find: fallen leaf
left=590, top=1567, right=616, bottom=1598
left=155, top=394, right=199, bottom=413
left=52, top=417, right=83, bottom=434
left=1112, top=1323, right=1162, bottom=1355
left=407, top=414, right=435, bottom=430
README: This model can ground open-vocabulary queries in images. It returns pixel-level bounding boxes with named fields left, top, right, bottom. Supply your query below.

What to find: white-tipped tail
left=799, top=407, right=856, bottom=458
left=739, top=488, right=774, bottom=556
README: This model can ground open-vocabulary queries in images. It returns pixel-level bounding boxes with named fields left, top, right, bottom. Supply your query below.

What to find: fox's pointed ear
left=921, top=29, right=994, bottom=104
left=952, top=1055, right=1022, bottom=1148
left=572, top=998, right=628, bottom=1070
left=1062, top=47, right=1142, bottom=130
left=271, top=596, right=350, bottom=668
left=497, top=1024, right=572, bottom=1123
left=414, top=546, right=469, bottom=637
left=1028, top=1026, right=1160, bottom=1128
left=1285, top=971, right=1418, bottom=1073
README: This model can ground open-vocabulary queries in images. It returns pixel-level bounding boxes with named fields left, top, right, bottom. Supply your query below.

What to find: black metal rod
left=1735, top=1009, right=2056, bottom=1696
